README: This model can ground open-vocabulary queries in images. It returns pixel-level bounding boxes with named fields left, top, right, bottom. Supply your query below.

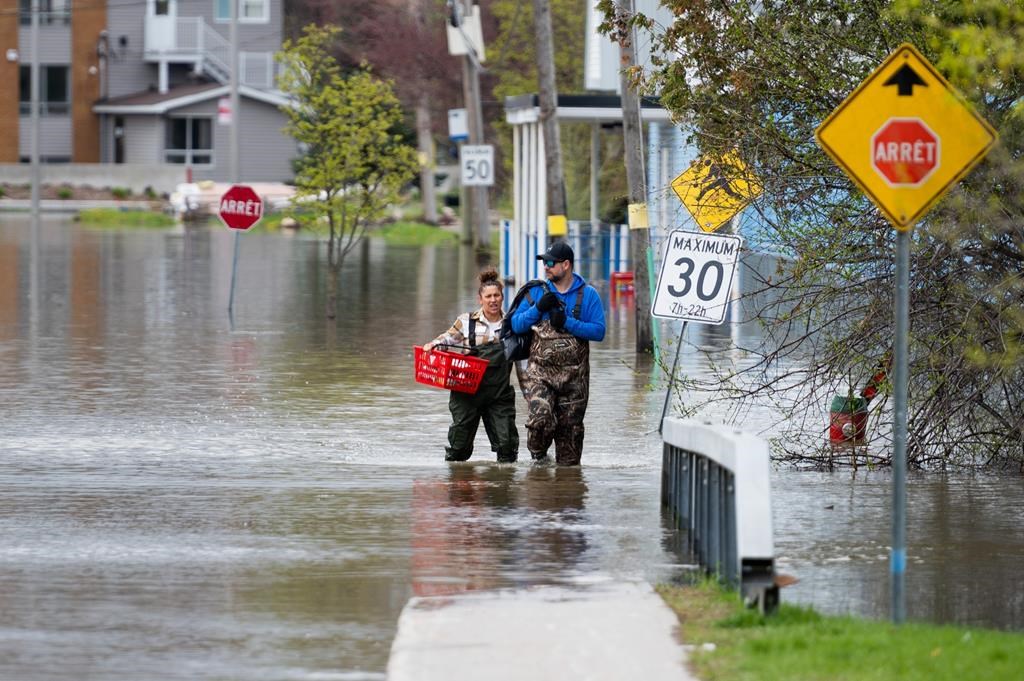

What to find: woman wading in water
left=423, top=269, right=519, bottom=463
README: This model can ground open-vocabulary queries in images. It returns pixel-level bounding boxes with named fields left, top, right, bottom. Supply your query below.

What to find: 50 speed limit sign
left=460, top=144, right=494, bottom=186
left=652, top=230, right=743, bottom=324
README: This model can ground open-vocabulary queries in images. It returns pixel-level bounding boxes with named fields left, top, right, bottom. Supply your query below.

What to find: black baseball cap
left=537, top=242, right=574, bottom=265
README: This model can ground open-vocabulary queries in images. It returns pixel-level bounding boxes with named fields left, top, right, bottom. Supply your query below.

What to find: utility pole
left=411, top=0, right=437, bottom=224
left=615, top=0, right=653, bottom=355
left=227, top=0, right=241, bottom=323
left=30, top=0, right=40, bottom=218
left=452, top=0, right=490, bottom=250
left=532, top=0, right=566, bottom=222
left=229, top=0, right=240, bottom=183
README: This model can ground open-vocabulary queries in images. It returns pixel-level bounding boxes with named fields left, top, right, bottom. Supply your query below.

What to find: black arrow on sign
left=884, top=63, right=927, bottom=96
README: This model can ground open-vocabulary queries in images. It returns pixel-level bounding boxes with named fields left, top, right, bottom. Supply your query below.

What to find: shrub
left=57, top=187, right=73, bottom=200
left=111, top=187, right=131, bottom=200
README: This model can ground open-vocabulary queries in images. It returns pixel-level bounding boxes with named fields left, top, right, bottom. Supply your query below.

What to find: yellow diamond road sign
left=671, top=152, right=761, bottom=233
left=815, top=42, right=997, bottom=230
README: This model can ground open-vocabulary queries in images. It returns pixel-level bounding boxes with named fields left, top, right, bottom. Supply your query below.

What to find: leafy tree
left=277, top=25, right=419, bottom=319
left=334, top=0, right=463, bottom=224
left=490, top=0, right=627, bottom=220
left=601, top=0, right=1024, bottom=469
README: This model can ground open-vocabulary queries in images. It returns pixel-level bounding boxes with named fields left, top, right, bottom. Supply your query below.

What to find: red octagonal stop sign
left=219, top=184, right=264, bottom=230
left=871, top=118, right=940, bottom=186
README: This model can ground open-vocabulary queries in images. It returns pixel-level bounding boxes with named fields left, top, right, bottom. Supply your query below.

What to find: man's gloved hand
left=536, top=291, right=559, bottom=312
left=549, top=307, right=567, bottom=329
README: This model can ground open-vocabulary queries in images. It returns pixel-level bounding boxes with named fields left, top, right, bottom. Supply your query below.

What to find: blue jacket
left=511, top=273, right=606, bottom=342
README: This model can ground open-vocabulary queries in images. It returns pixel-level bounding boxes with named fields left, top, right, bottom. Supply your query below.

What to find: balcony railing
left=145, top=16, right=276, bottom=89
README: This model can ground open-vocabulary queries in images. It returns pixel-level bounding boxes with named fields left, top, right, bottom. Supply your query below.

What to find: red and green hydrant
left=829, top=357, right=890, bottom=445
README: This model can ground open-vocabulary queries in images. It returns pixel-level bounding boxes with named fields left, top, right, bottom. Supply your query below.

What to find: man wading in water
left=510, top=243, right=605, bottom=465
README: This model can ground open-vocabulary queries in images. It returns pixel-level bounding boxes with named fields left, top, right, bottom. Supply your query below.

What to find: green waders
left=445, top=340, right=519, bottom=463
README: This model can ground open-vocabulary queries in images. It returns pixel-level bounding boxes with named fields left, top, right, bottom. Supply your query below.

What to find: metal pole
left=616, top=0, right=653, bottom=355
left=30, top=0, right=40, bottom=218
left=590, top=123, right=599, bottom=228
left=227, top=232, right=241, bottom=322
left=229, top=0, right=240, bottom=183
left=227, top=0, right=241, bottom=322
left=659, top=321, right=687, bottom=434
left=458, top=0, right=488, bottom=249
left=891, top=227, right=910, bottom=624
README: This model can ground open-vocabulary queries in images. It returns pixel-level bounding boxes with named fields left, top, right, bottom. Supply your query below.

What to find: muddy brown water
left=1, top=217, right=1021, bottom=680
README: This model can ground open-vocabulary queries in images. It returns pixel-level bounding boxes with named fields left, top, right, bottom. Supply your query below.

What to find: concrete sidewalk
left=387, top=581, right=697, bottom=681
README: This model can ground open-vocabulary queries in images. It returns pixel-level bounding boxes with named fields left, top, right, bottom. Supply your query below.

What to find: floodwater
left=0, top=217, right=1021, bottom=680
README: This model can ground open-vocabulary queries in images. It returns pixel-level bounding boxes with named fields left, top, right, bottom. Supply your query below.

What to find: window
left=240, top=0, right=268, bottom=20
left=19, top=0, right=71, bottom=26
left=18, top=65, right=70, bottom=116
left=215, top=0, right=268, bottom=22
left=154, top=0, right=170, bottom=15
left=165, top=117, right=213, bottom=166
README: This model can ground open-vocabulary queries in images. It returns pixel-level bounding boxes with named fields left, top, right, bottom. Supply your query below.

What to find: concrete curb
left=386, top=581, right=696, bottom=681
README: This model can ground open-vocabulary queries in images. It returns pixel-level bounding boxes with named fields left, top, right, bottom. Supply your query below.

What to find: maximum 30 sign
left=652, top=230, right=743, bottom=324
left=460, top=144, right=494, bottom=187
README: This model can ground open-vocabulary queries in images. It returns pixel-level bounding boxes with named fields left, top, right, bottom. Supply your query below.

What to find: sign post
left=658, top=156, right=760, bottom=432
left=815, top=43, right=997, bottom=623
left=219, top=184, right=265, bottom=321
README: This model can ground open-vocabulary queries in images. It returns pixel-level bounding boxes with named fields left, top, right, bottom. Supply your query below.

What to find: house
left=0, top=0, right=296, bottom=184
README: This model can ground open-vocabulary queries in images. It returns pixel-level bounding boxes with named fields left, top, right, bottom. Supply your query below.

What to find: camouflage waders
left=523, top=321, right=590, bottom=466
left=446, top=340, right=519, bottom=463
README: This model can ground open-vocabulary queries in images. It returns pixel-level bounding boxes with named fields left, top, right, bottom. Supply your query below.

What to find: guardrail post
left=708, top=463, right=720, bottom=575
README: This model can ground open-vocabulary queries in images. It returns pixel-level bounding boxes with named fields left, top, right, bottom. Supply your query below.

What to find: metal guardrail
left=661, top=418, right=778, bottom=611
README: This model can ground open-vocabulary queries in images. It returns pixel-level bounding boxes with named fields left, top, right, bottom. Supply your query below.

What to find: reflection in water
left=411, top=464, right=590, bottom=597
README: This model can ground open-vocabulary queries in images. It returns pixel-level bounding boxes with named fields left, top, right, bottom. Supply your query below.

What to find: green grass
left=370, top=221, right=459, bottom=246
left=658, top=582, right=1024, bottom=681
left=76, top=208, right=176, bottom=229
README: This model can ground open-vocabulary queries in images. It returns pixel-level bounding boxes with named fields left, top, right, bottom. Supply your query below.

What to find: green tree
left=277, top=25, right=419, bottom=319
left=490, top=0, right=626, bottom=221
left=601, top=0, right=1024, bottom=468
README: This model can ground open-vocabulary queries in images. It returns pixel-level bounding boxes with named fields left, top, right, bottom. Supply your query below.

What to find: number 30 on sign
left=652, top=230, right=743, bottom=325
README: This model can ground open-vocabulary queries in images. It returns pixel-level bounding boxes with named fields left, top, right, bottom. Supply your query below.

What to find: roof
left=504, top=93, right=673, bottom=124
left=94, top=83, right=290, bottom=114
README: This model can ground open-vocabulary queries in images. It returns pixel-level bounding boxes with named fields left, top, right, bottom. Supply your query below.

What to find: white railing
left=240, top=52, right=274, bottom=89
left=146, top=17, right=273, bottom=88
left=174, top=17, right=202, bottom=52
left=661, top=419, right=777, bottom=611
left=200, top=20, right=231, bottom=81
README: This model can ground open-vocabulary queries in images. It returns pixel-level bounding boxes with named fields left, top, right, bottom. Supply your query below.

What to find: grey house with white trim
left=96, top=0, right=296, bottom=182
left=3, top=0, right=296, bottom=182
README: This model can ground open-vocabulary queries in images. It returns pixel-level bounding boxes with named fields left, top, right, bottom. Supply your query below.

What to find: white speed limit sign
left=460, top=145, right=494, bottom=186
left=652, top=230, right=743, bottom=324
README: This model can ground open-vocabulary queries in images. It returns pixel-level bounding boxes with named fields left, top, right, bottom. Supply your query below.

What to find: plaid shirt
left=430, top=308, right=503, bottom=352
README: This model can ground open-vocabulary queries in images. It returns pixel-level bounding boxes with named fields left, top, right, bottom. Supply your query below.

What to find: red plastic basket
left=414, top=346, right=488, bottom=394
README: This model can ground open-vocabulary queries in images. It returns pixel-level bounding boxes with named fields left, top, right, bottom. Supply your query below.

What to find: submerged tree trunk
left=416, top=95, right=438, bottom=224
left=326, top=265, right=339, bottom=320
left=326, top=227, right=338, bottom=319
